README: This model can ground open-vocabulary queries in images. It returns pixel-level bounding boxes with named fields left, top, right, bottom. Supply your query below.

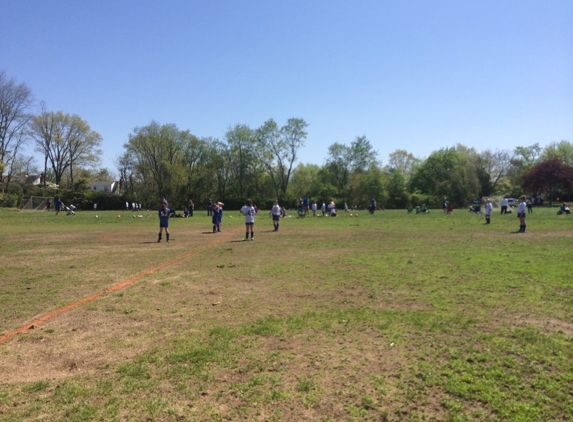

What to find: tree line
left=2, top=70, right=572, bottom=210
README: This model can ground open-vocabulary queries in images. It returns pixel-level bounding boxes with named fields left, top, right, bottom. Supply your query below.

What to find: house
left=2, top=174, right=43, bottom=186
left=90, top=180, right=119, bottom=194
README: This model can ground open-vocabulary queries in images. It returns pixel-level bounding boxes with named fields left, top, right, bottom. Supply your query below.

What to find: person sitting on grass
left=557, top=202, right=571, bottom=215
left=329, top=201, right=337, bottom=217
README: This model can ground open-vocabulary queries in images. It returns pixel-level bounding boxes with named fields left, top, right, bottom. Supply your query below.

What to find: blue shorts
left=272, top=214, right=280, bottom=221
left=517, top=212, right=526, bottom=218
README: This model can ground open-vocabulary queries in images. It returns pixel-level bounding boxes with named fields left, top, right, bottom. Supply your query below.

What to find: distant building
left=90, top=180, right=119, bottom=194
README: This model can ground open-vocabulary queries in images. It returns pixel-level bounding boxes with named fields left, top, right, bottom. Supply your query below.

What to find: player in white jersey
left=241, top=199, right=256, bottom=241
left=271, top=200, right=281, bottom=231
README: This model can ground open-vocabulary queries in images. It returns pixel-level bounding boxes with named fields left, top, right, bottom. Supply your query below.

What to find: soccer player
left=516, top=195, right=527, bottom=233
left=157, top=200, right=170, bottom=243
left=241, top=199, right=256, bottom=240
left=271, top=200, right=281, bottom=231
left=55, top=197, right=64, bottom=215
left=212, top=202, right=221, bottom=233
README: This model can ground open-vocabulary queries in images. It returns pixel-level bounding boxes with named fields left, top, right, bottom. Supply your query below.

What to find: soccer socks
left=157, top=233, right=162, bottom=242
left=166, top=233, right=170, bottom=242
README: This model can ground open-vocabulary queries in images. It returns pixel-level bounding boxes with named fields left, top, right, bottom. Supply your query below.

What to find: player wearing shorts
left=271, top=200, right=281, bottom=231
left=158, top=200, right=170, bottom=242
left=241, top=199, right=256, bottom=240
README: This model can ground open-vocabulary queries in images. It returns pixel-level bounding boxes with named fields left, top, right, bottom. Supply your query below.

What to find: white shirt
left=271, top=205, right=281, bottom=216
left=485, top=203, right=493, bottom=215
left=517, top=201, right=526, bottom=213
left=501, top=198, right=508, bottom=207
left=241, top=205, right=256, bottom=223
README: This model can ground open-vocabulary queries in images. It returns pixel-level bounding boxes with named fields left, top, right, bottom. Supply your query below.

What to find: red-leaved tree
left=522, top=158, right=573, bottom=203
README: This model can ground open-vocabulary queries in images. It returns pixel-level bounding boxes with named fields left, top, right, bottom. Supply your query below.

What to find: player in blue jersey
left=157, top=200, right=170, bottom=243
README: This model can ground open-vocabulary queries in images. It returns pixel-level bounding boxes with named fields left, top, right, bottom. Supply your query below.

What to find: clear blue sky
left=2, top=0, right=572, bottom=174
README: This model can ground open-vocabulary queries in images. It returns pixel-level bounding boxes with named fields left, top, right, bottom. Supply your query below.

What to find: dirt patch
left=518, top=317, right=573, bottom=336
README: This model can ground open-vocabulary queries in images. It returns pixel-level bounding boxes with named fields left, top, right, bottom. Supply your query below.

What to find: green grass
left=0, top=206, right=572, bottom=421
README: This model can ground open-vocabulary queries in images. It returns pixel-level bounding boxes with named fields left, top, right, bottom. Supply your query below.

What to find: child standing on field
left=158, top=200, right=170, bottom=243
left=485, top=198, right=492, bottom=224
left=271, top=199, right=281, bottom=231
left=212, top=203, right=221, bottom=233
left=516, top=195, right=527, bottom=233
left=241, top=199, right=256, bottom=240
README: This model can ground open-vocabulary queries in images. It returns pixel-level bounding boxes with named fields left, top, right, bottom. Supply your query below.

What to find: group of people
left=54, top=197, right=75, bottom=215
left=126, top=201, right=143, bottom=211
left=480, top=196, right=528, bottom=232
left=155, top=193, right=571, bottom=243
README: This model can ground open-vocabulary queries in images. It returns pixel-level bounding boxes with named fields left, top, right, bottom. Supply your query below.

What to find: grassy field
left=0, top=206, right=572, bottom=421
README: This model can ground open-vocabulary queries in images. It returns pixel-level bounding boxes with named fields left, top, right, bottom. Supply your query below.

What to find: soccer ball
left=95, top=215, right=98, bottom=218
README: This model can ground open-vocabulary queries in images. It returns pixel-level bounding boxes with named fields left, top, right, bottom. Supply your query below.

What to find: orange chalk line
left=0, top=228, right=241, bottom=344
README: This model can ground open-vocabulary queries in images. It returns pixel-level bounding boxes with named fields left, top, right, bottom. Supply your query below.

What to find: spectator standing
left=500, top=197, right=508, bottom=214
left=526, top=198, right=533, bottom=214
left=188, top=199, right=194, bottom=217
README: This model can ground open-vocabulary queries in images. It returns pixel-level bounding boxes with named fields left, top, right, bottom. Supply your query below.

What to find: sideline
left=0, top=227, right=242, bottom=344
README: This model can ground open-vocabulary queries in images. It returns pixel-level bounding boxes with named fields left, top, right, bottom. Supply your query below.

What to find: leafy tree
left=225, top=124, right=264, bottom=200
left=256, top=118, right=308, bottom=200
left=522, top=158, right=573, bottom=204
left=324, top=136, right=379, bottom=197
left=506, top=143, right=542, bottom=193
left=0, top=71, right=34, bottom=193
left=288, top=163, right=322, bottom=203
left=124, top=121, right=189, bottom=206
left=474, top=149, right=512, bottom=195
left=385, top=169, right=409, bottom=208
left=539, top=140, right=573, bottom=166
left=117, top=151, right=137, bottom=195
left=181, top=136, right=218, bottom=205
left=410, top=147, right=476, bottom=207
left=386, top=149, right=420, bottom=181
left=29, top=110, right=102, bottom=187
